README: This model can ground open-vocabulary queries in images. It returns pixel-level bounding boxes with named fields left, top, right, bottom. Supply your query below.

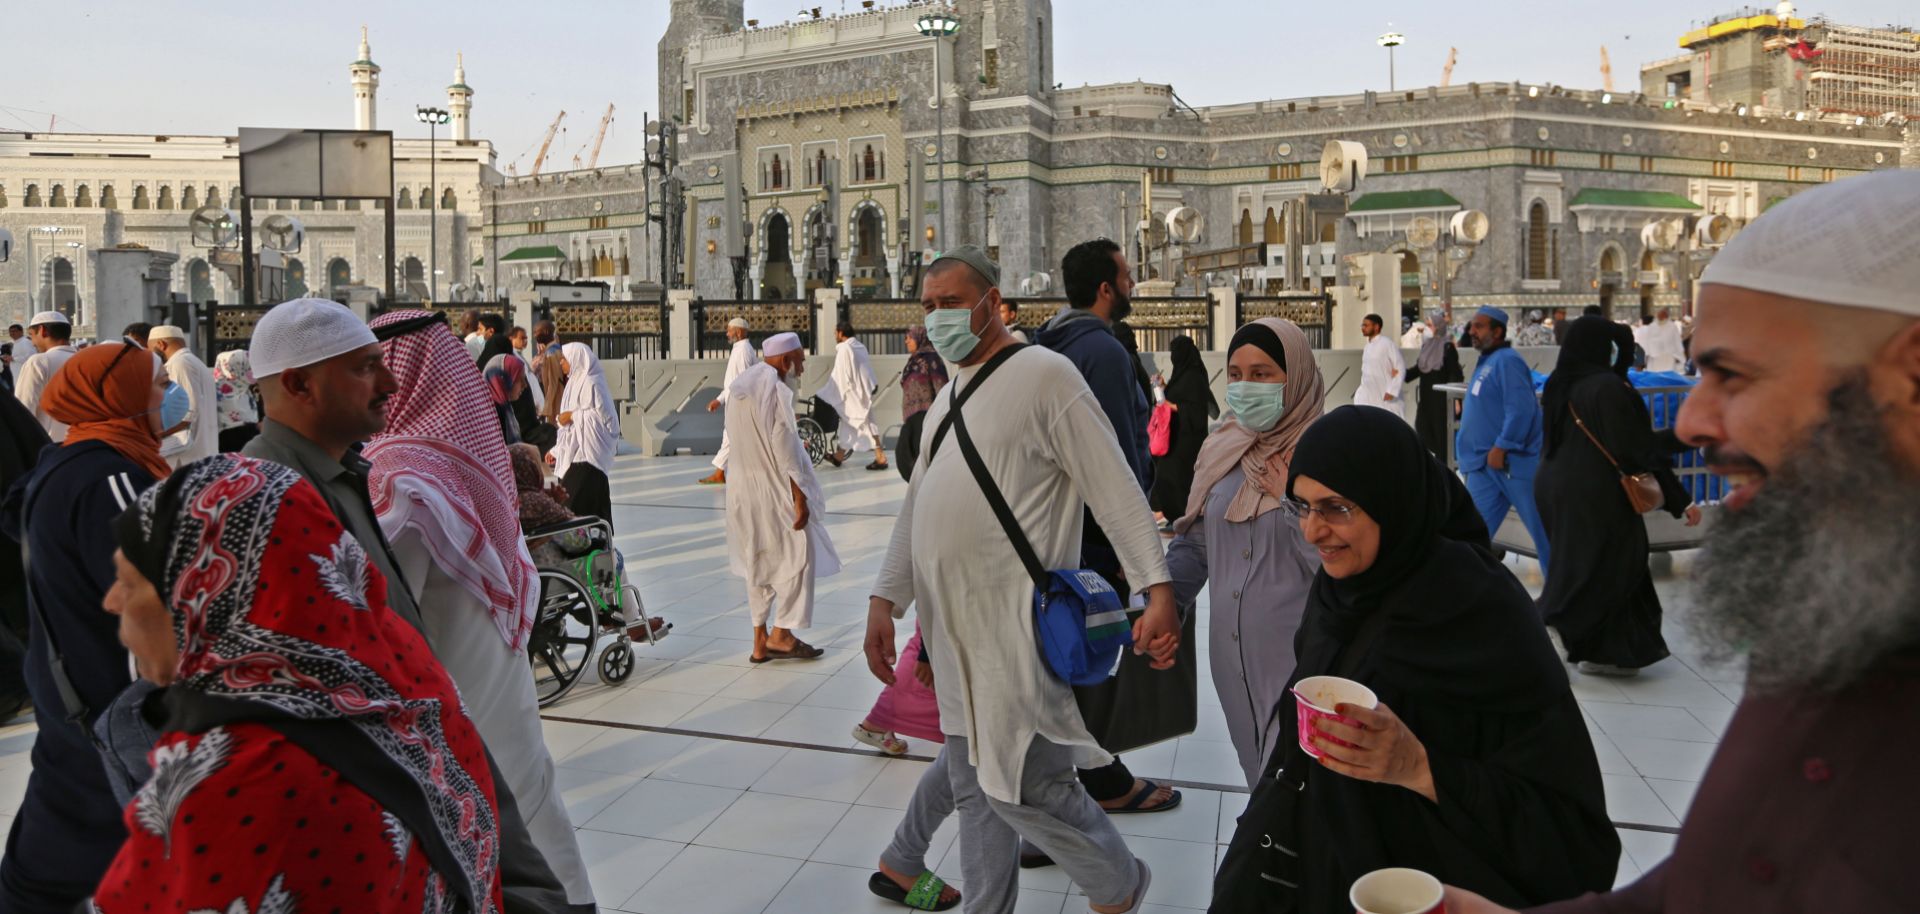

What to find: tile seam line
left=541, top=713, right=1683, bottom=835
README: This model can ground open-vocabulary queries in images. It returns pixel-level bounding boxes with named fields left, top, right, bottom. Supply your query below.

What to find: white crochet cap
left=1700, top=169, right=1920, bottom=317
left=727, top=317, right=751, bottom=330
left=147, top=325, right=188, bottom=343
left=761, top=332, right=802, bottom=356
left=28, top=310, right=68, bottom=327
left=250, top=297, right=378, bottom=378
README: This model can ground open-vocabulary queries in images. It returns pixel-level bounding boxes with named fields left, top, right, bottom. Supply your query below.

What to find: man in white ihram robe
left=817, top=321, right=890, bottom=470
left=702, top=317, right=759, bottom=484
left=1353, top=312, right=1406, bottom=417
left=726, top=332, right=840, bottom=662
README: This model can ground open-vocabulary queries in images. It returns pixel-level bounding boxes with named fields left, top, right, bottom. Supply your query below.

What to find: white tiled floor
left=0, top=454, right=1742, bottom=913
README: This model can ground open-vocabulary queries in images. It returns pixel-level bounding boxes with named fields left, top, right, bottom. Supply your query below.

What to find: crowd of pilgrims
left=3, top=167, right=1911, bottom=914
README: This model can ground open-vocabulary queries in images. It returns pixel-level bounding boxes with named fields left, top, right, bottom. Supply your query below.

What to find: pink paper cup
left=1292, top=675, right=1379, bottom=759
left=1350, top=867, right=1445, bottom=914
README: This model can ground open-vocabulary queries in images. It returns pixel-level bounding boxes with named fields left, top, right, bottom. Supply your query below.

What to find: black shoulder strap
left=17, top=449, right=103, bottom=737
left=926, top=343, right=1026, bottom=463
left=950, top=399, right=1048, bottom=591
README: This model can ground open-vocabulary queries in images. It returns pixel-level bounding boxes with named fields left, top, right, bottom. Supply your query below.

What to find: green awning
left=472, top=256, right=485, bottom=266
left=498, top=245, right=566, bottom=262
left=1568, top=189, right=1702, bottom=210
left=1348, top=189, right=1461, bottom=212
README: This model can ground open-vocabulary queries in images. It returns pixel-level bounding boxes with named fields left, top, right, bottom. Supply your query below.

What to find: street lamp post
left=27, top=226, right=60, bottom=313
left=416, top=105, right=450, bottom=303
left=64, top=240, right=83, bottom=325
left=1377, top=32, right=1405, bottom=92
left=916, top=9, right=960, bottom=251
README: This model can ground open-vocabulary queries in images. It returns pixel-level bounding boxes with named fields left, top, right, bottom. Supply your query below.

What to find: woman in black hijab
left=1149, top=334, right=1219, bottom=521
left=1535, top=316, right=1699, bottom=676
left=1213, top=406, right=1616, bottom=913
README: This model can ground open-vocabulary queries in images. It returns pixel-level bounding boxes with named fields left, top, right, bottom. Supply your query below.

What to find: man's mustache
left=1702, top=444, right=1765, bottom=474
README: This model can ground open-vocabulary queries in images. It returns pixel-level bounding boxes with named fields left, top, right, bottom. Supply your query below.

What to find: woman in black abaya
left=1534, top=316, right=1700, bottom=676
left=1149, top=335, right=1219, bottom=520
left=1402, top=312, right=1464, bottom=458
left=1213, top=406, right=1616, bottom=913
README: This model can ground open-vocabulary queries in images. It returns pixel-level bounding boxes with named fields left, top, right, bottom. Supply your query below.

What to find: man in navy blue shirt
left=1457, top=306, right=1552, bottom=576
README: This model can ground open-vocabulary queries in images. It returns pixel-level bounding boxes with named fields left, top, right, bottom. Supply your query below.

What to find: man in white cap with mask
left=242, top=298, right=585, bottom=912
left=725, top=331, right=838, bottom=661
left=701, top=316, right=759, bottom=485
left=1445, top=169, right=1920, bottom=914
left=12, top=311, right=76, bottom=441
left=147, top=325, right=217, bottom=467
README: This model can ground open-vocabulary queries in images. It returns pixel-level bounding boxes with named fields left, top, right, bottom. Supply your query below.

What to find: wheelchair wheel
left=598, top=641, right=636, bottom=684
left=530, top=568, right=600, bottom=707
left=796, top=416, right=831, bottom=465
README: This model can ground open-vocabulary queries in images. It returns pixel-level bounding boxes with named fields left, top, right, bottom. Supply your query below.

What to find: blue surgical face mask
left=1226, top=380, right=1288, bottom=432
left=925, top=290, right=991, bottom=363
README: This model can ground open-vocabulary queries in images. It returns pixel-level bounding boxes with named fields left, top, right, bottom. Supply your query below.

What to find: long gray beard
left=1688, top=378, right=1920, bottom=694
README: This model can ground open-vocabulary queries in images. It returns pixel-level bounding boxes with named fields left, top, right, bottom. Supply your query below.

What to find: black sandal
left=868, top=871, right=960, bottom=911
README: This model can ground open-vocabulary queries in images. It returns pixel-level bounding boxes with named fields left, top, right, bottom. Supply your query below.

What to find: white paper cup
left=1291, top=675, right=1379, bottom=759
left=1350, top=867, right=1445, bottom=914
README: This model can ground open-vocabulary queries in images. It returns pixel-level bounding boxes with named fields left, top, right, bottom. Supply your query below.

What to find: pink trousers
left=863, top=629, right=945, bottom=744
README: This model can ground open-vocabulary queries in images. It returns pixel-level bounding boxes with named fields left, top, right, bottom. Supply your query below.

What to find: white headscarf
left=553, top=341, right=619, bottom=476
left=211, top=349, right=258, bottom=428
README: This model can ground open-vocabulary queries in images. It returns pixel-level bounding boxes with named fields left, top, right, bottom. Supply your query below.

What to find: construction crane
left=1440, top=47, right=1457, bottom=87
left=572, top=104, right=616, bottom=170
left=530, top=110, right=567, bottom=177
left=1600, top=45, right=1615, bottom=93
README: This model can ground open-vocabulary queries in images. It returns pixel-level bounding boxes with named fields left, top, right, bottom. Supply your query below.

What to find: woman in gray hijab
left=1403, top=311, right=1464, bottom=458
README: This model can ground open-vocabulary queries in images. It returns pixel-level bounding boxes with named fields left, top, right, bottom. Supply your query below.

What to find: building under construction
left=1641, top=4, right=1920, bottom=121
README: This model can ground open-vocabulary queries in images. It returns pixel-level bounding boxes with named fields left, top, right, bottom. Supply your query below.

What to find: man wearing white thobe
left=149, top=326, right=218, bottom=467
left=1642, top=308, right=1686, bottom=373
left=13, top=311, right=77, bottom=442
left=1353, top=312, right=1406, bottom=417
left=819, top=320, right=889, bottom=470
left=702, top=317, right=759, bottom=485
left=865, top=247, right=1179, bottom=914
left=727, top=332, right=840, bottom=662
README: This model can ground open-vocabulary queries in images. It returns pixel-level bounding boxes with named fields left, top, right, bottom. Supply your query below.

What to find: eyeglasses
left=1281, top=498, right=1362, bottom=525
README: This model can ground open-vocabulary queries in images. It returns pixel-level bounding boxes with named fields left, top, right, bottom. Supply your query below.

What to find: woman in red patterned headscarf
left=93, top=454, right=505, bottom=914
left=363, top=310, right=595, bottom=907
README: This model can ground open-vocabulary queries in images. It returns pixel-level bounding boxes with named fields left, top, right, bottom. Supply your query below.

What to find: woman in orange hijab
left=0, top=341, right=170, bottom=913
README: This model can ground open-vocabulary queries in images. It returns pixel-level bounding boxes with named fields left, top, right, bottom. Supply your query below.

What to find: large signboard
left=238, top=128, right=393, bottom=199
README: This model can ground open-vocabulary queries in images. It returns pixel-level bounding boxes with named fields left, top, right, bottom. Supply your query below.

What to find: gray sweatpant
left=922, top=735, right=1139, bottom=913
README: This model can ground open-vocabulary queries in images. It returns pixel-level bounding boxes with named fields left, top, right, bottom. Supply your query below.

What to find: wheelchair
left=524, top=516, right=663, bottom=707
left=794, top=395, right=840, bottom=466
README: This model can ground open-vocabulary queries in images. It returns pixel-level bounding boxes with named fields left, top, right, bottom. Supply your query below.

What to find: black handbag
left=1210, top=611, right=1388, bottom=914
left=1072, top=607, right=1198, bottom=754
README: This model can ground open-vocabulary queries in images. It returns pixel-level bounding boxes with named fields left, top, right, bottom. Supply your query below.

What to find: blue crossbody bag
left=927, top=345, right=1132, bottom=686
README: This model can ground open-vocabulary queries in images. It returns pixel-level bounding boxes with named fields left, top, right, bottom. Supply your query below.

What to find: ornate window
left=1525, top=201, right=1554, bottom=281
left=49, top=184, right=66, bottom=207
left=181, top=186, right=198, bottom=209
left=229, top=187, right=242, bottom=210
left=1238, top=209, right=1253, bottom=245
left=441, top=188, right=456, bottom=209
left=863, top=145, right=877, bottom=182
left=74, top=185, right=92, bottom=207
left=157, top=186, right=174, bottom=210
left=771, top=155, right=785, bottom=190
left=100, top=185, right=117, bottom=209
left=23, top=184, right=40, bottom=207
left=396, top=188, right=413, bottom=209
left=1263, top=207, right=1282, bottom=244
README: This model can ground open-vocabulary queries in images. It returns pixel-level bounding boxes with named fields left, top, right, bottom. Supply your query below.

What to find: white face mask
left=924, top=290, right=992, bottom=363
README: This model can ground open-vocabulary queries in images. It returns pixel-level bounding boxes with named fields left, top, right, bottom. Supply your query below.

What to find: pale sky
left=6, top=1, right=1912, bottom=171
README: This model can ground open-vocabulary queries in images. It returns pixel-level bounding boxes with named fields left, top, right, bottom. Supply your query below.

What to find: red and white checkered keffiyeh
left=365, top=311, right=538, bottom=652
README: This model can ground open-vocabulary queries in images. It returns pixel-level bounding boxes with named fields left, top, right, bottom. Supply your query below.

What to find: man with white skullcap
left=1448, top=169, right=1920, bottom=914
left=241, top=299, right=585, bottom=912
left=146, top=325, right=217, bottom=468
left=701, top=316, right=760, bottom=485
left=724, top=331, right=839, bottom=661
left=12, top=311, right=76, bottom=441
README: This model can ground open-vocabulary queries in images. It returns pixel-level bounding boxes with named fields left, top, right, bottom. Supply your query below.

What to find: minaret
left=447, top=52, right=473, bottom=142
left=660, top=0, right=744, bottom=123
left=350, top=26, right=380, bottom=130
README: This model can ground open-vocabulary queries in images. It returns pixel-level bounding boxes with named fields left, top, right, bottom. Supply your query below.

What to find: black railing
left=841, top=300, right=925, bottom=355
left=1239, top=294, right=1334, bottom=348
left=692, top=300, right=814, bottom=359
left=1125, top=296, right=1215, bottom=352
left=543, top=300, right=668, bottom=361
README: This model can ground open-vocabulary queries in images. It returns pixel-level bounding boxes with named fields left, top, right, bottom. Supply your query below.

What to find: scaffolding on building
left=1802, top=20, right=1920, bottom=120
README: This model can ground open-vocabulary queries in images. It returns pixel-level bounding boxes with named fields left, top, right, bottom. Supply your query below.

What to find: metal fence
left=692, top=300, right=814, bottom=359
left=544, top=300, right=669, bottom=361
left=1125, top=297, right=1215, bottom=352
left=1239, top=294, right=1333, bottom=348
left=841, top=300, right=925, bottom=355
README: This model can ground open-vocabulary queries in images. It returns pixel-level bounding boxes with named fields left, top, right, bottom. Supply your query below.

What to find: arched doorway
left=285, top=257, right=308, bottom=300
left=1638, top=249, right=1658, bottom=319
left=327, top=257, right=353, bottom=296
left=850, top=202, right=891, bottom=300
left=801, top=205, right=833, bottom=292
left=1598, top=246, right=1622, bottom=313
left=402, top=256, right=428, bottom=301
left=1526, top=201, right=1551, bottom=280
left=46, top=257, right=78, bottom=316
left=187, top=259, right=215, bottom=304
left=761, top=210, right=794, bottom=299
